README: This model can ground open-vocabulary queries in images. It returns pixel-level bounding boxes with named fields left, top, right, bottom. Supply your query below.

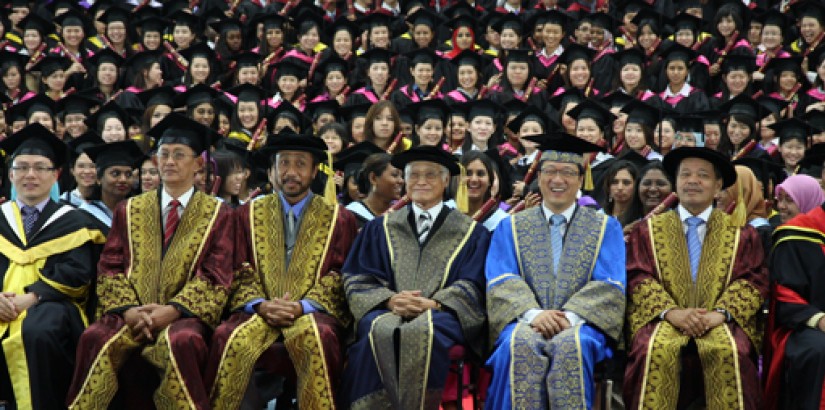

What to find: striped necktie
left=550, top=214, right=565, bottom=274
left=686, top=217, right=704, bottom=281
left=21, top=205, right=38, bottom=238
left=164, top=200, right=180, bottom=248
left=418, top=211, right=432, bottom=244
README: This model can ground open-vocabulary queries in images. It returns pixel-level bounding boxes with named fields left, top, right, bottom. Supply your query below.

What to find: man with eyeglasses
left=76, top=140, right=144, bottom=229
left=68, top=114, right=234, bottom=410
left=339, top=146, right=490, bottom=410
left=485, top=133, right=626, bottom=409
left=0, top=123, right=105, bottom=409
left=205, top=135, right=358, bottom=409
left=624, top=147, right=766, bottom=409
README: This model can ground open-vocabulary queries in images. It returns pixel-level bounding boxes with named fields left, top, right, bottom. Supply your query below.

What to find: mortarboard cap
left=87, top=47, right=125, bottom=67
left=526, top=132, right=605, bottom=164
left=465, top=99, right=503, bottom=120
left=718, top=94, right=762, bottom=119
left=84, top=139, right=145, bottom=170
left=408, top=99, right=449, bottom=125
left=226, top=83, right=270, bottom=103
left=770, top=118, right=822, bottom=144
left=568, top=99, right=616, bottom=124
left=56, top=93, right=100, bottom=116
left=406, top=8, right=446, bottom=28
left=622, top=100, right=660, bottom=129
left=507, top=105, right=550, bottom=134
left=85, top=101, right=131, bottom=131
left=304, top=100, right=340, bottom=122
left=137, top=85, right=176, bottom=108
left=54, top=9, right=93, bottom=34
left=173, top=84, right=219, bottom=108
left=664, top=147, right=737, bottom=188
left=97, top=5, right=132, bottom=25
left=660, top=42, right=697, bottom=63
left=406, top=48, right=439, bottom=66
left=0, top=123, right=67, bottom=167
left=391, top=145, right=460, bottom=175
left=147, top=113, right=221, bottom=153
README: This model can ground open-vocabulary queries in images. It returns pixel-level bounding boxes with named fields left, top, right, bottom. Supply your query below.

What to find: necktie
left=418, top=211, right=432, bottom=244
left=285, top=208, right=297, bottom=251
left=21, top=206, right=38, bottom=238
left=164, top=199, right=180, bottom=248
left=686, top=217, right=704, bottom=281
left=550, top=214, right=565, bottom=274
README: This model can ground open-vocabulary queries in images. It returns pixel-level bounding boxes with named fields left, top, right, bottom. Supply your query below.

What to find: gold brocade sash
left=126, top=191, right=220, bottom=304
left=649, top=210, right=739, bottom=309
left=384, top=207, right=474, bottom=296
left=250, top=194, right=338, bottom=299
left=512, top=206, right=605, bottom=309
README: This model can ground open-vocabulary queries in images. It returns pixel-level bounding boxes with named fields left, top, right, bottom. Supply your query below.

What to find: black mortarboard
left=173, top=84, right=219, bottom=108
left=334, top=141, right=383, bottom=177
left=11, top=95, right=56, bottom=119
left=19, top=13, right=52, bottom=37
left=663, top=147, right=737, bottom=188
left=503, top=48, right=533, bottom=64
left=800, top=143, right=825, bottom=170
left=30, top=55, right=71, bottom=77
left=360, top=48, right=395, bottom=66
left=721, top=53, right=756, bottom=73
left=733, top=156, right=784, bottom=198
left=507, top=105, right=550, bottom=134
left=465, top=99, right=503, bottom=120
left=547, top=87, right=584, bottom=111
left=123, top=49, right=163, bottom=72
left=315, top=54, right=349, bottom=78
left=670, top=12, right=703, bottom=34
left=406, top=48, right=439, bottom=66
left=492, top=13, right=523, bottom=34
left=85, top=101, right=131, bottom=131
left=622, top=100, right=660, bottom=129
left=660, top=43, right=697, bottom=63
left=600, top=92, right=635, bottom=110
left=179, top=41, right=216, bottom=62
left=698, top=110, right=723, bottom=125
left=406, top=8, right=446, bottom=28
left=568, top=99, right=616, bottom=124
left=326, top=17, right=360, bottom=40
left=229, top=51, right=262, bottom=69
left=248, top=11, right=289, bottom=32
left=137, top=86, right=176, bottom=108
left=409, top=99, right=449, bottom=125
left=444, top=2, right=476, bottom=19
left=256, top=134, right=328, bottom=164
left=270, top=101, right=310, bottom=131
left=208, top=16, right=243, bottom=34
left=617, top=150, right=651, bottom=169
left=398, top=106, right=414, bottom=125
left=0, top=123, right=67, bottom=167
left=292, top=7, right=325, bottom=34
left=808, top=45, right=825, bottom=67
left=559, top=43, right=596, bottom=65
left=502, top=99, right=528, bottom=118
left=538, top=10, right=571, bottom=29
left=449, top=49, right=483, bottom=68
left=805, top=110, right=825, bottom=131
left=97, top=5, right=132, bottom=25
left=226, top=83, right=269, bottom=103
left=631, top=8, right=664, bottom=33
left=525, top=132, right=606, bottom=161
left=589, top=12, right=616, bottom=31
left=792, top=0, right=825, bottom=25
left=147, top=113, right=221, bottom=154
left=87, top=47, right=125, bottom=67
left=304, top=100, right=340, bottom=122
left=675, top=114, right=705, bottom=135
left=272, top=59, right=308, bottom=79
left=84, top=140, right=145, bottom=170
left=770, top=118, right=822, bottom=144
left=0, top=51, right=26, bottom=70
left=135, top=16, right=170, bottom=34
left=757, top=8, right=790, bottom=31
left=391, top=145, right=460, bottom=175
left=756, top=95, right=789, bottom=119
left=340, top=103, right=371, bottom=122
left=358, top=11, right=394, bottom=31
left=56, top=93, right=99, bottom=116
left=213, top=95, right=234, bottom=117
left=719, top=94, right=761, bottom=120
left=67, top=131, right=104, bottom=157
left=54, top=9, right=93, bottom=34
left=763, top=56, right=804, bottom=75
left=170, top=10, right=201, bottom=31
left=446, top=14, right=476, bottom=32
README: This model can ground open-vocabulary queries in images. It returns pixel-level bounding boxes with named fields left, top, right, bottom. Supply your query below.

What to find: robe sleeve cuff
left=521, top=308, right=543, bottom=324
left=169, top=276, right=229, bottom=328
left=244, top=298, right=265, bottom=314
left=97, top=273, right=140, bottom=314
left=564, top=311, right=586, bottom=327
left=807, top=312, right=825, bottom=329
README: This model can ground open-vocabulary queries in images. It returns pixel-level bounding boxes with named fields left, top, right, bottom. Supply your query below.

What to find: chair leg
left=456, top=360, right=465, bottom=410
left=604, top=379, right=613, bottom=410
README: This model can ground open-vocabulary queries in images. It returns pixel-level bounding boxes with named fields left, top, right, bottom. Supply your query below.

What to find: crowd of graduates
left=4, top=0, right=825, bottom=408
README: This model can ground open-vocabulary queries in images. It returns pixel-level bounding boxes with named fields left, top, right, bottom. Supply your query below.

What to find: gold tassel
left=323, top=152, right=337, bottom=204
left=583, top=161, right=594, bottom=191
left=456, top=163, right=469, bottom=214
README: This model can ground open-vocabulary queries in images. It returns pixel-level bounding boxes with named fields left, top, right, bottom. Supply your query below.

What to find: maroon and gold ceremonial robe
left=67, top=190, right=235, bottom=410
left=204, top=193, right=357, bottom=409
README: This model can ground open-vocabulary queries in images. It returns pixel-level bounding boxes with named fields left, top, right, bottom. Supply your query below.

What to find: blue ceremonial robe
left=484, top=206, right=626, bottom=409
left=340, top=205, right=490, bottom=409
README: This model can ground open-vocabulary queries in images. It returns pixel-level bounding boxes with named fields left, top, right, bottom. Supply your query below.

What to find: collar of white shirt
left=664, top=83, right=692, bottom=98
left=677, top=204, right=713, bottom=224
left=412, top=201, right=444, bottom=222
left=161, top=186, right=195, bottom=211
left=542, top=202, right=576, bottom=225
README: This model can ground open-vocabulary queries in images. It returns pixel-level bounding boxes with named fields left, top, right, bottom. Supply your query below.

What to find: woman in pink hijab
left=775, top=174, right=825, bottom=224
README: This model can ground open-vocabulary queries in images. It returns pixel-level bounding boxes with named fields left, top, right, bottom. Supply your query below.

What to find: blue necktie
left=686, top=217, right=704, bottom=281
left=550, top=214, right=565, bottom=274
left=21, top=206, right=38, bottom=238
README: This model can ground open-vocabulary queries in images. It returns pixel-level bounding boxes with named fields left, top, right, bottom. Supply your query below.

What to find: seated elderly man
left=624, top=147, right=767, bottom=409
left=340, top=146, right=490, bottom=409
left=484, top=133, right=626, bottom=409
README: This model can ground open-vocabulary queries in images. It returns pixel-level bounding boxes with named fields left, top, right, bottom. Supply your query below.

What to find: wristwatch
left=714, top=308, right=732, bottom=323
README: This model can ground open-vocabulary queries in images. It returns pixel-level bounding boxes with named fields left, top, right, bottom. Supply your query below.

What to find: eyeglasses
left=11, top=165, right=55, bottom=175
left=407, top=171, right=443, bottom=181
left=156, top=151, right=197, bottom=162
left=540, top=168, right=580, bottom=178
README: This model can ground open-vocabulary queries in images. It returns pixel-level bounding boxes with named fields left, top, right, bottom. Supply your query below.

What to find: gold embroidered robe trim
left=249, top=194, right=349, bottom=325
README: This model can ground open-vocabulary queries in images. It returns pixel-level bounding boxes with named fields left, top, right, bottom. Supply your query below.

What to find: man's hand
left=124, top=305, right=159, bottom=342
left=699, top=311, right=726, bottom=331
left=10, top=293, right=37, bottom=314
left=147, top=305, right=182, bottom=335
left=530, top=310, right=570, bottom=339
left=258, top=292, right=303, bottom=327
left=665, top=308, right=709, bottom=337
left=388, top=290, right=438, bottom=319
left=0, top=292, right=18, bottom=322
